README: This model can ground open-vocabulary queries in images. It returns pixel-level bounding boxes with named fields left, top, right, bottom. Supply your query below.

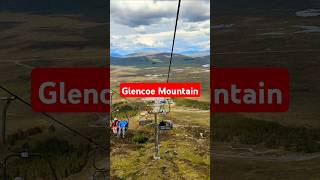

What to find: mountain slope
left=110, top=53, right=209, bottom=67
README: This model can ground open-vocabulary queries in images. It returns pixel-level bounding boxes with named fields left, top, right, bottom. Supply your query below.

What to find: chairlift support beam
left=92, top=146, right=108, bottom=180
left=148, top=111, right=160, bottom=160
left=0, top=96, right=15, bottom=145
left=147, top=98, right=173, bottom=159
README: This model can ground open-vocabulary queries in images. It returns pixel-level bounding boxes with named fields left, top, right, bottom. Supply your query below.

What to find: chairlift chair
left=112, top=110, right=130, bottom=130
left=150, top=98, right=171, bottom=114
left=159, top=120, right=173, bottom=131
left=154, top=99, right=173, bottom=130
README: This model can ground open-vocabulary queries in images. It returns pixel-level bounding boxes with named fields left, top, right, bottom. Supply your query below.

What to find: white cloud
left=134, top=26, right=146, bottom=33
left=111, top=0, right=210, bottom=55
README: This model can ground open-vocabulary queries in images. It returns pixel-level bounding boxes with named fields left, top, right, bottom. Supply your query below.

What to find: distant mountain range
left=111, top=50, right=210, bottom=58
left=110, top=52, right=210, bottom=67
left=214, top=0, right=320, bottom=11
left=179, top=50, right=210, bottom=57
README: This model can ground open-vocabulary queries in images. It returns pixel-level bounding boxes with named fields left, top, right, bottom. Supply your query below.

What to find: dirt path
left=1, top=60, right=35, bottom=69
left=214, top=146, right=320, bottom=162
left=213, top=49, right=317, bottom=55
left=14, top=60, right=34, bottom=69
left=171, top=108, right=209, bottom=113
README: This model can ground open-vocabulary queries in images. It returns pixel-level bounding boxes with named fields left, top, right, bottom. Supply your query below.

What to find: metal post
left=92, top=147, right=107, bottom=180
left=110, top=92, right=114, bottom=119
left=1, top=97, right=14, bottom=145
left=110, top=92, right=112, bottom=114
left=154, top=113, right=160, bottom=160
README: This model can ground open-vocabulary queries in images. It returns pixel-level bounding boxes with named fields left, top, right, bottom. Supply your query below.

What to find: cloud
left=111, top=0, right=210, bottom=55
left=111, top=1, right=176, bottom=27
left=111, top=0, right=209, bottom=27
left=134, top=26, right=146, bottom=33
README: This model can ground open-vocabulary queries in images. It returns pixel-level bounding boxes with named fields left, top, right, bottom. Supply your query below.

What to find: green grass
left=132, top=134, right=149, bottom=144
left=111, top=104, right=210, bottom=179
left=2, top=137, right=90, bottom=179
left=214, top=155, right=320, bottom=180
left=213, top=13, right=320, bottom=128
left=112, top=101, right=146, bottom=119
left=111, top=140, right=210, bottom=179
left=173, top=98, right=210, bottom=110
left=214, top=114, right=320, bottom=153
left=0, top=12, right=107, bottom=179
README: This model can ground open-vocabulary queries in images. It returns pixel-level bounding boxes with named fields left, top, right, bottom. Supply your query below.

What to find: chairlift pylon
left=92, top=146, right=108, bottom=180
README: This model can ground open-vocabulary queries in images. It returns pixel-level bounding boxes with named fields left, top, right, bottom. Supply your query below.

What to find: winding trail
left=14, top=60, right=33, bottom=69
left=213, top=145, right=320, bottom=162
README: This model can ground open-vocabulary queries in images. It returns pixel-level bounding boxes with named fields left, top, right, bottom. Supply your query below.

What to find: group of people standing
left=111, top=118, right=128, bottom=138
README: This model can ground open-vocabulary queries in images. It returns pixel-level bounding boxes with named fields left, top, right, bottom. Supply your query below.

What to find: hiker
left=117, top=119, right=128, bottom=138
left=111, top=118, right=118, bottom=134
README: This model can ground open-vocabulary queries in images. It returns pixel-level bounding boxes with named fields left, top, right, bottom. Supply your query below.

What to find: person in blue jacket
left=117, top=119, right=128, bottom=138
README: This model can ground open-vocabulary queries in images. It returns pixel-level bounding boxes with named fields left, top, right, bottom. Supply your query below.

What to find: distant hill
left=110, top=53, right=209, bottom=67
left=214, top=0, right=320, bottom=13
left=180, top=50, right=210, bottom=57
left=124, top=51, right=161, bottom=58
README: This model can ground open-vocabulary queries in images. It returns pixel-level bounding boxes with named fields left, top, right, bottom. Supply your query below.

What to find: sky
left=111, top=0, right=210, bottom=56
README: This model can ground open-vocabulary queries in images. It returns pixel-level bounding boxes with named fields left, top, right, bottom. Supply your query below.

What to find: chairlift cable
left=0, top=85, right=107, bottom=151
left=163, top=0, right=181, bottom=116
left=110, top=0, right=182, bottom=132
left=166, top=0, right=181, bottom=83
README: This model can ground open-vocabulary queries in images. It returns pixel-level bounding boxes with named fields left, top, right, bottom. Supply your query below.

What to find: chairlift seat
left=159, top=99, right=166, bottom=104
left=159, top=120, right=173, bottom=130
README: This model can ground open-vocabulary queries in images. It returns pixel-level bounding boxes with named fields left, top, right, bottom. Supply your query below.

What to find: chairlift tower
left=92, top=146, right=108, bottom=180
left=149, top=102, right=161, bottom=160
left=0, top=96, right=15, bottom=145
left=110, top=91, right=114, bottom=113
left=148, top=98, right=170, bottom=160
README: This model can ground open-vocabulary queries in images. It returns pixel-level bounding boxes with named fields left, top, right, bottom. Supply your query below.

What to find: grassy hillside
left=214, top=0, right=320, bottom=12
left=214, top=114, right=320, bottom=153
left=0, top=12, right=108, bottom=179
left=213, top=1, right=320, bottom=179
left=111, top=54, right=209, bottom=68
left=110, top=102, right=210, bottom=179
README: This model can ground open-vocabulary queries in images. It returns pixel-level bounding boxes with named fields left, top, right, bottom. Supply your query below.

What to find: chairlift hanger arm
left=2, top=152, right=58, bottom=180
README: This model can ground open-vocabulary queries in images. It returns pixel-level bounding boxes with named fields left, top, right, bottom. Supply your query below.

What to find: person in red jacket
left=111, top=118, right=118, bottom=134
